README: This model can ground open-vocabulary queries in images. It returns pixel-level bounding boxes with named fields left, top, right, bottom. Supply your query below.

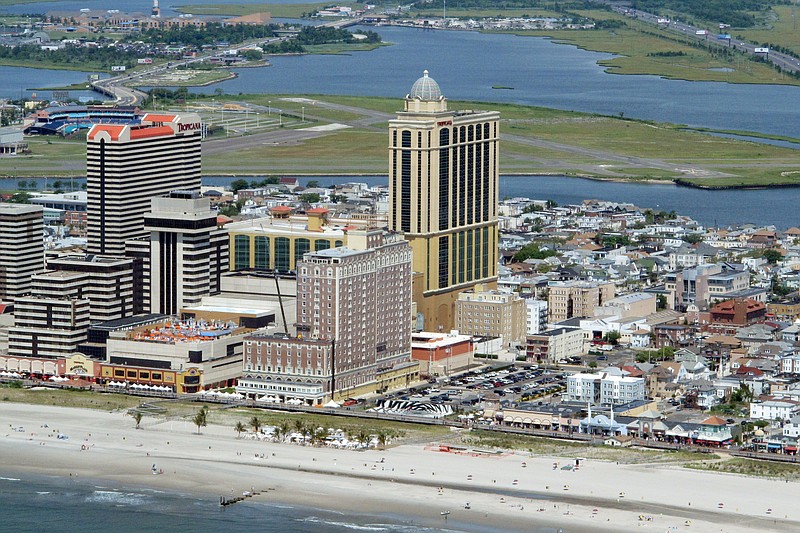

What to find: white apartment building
left=750, top=399, right=800, bottom=422
left=567, top=371, right=646, bottom=406
left=525, top=298, right=548, bottom=335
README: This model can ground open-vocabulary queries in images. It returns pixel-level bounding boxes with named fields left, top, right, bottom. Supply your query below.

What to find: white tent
left=323, top=400, right=341, bottom=408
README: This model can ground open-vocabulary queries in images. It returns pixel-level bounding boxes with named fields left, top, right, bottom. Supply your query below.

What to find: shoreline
left=3, top=171, right=799, bottom=190
left=1, top=402, right=798, bottom=532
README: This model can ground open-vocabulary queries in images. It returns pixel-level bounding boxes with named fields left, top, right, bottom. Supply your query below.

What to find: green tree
left=763, top=249, right=783, bottom=265
left=306, top=180, right=320, bottom=188
left=656, top=294, right=668, bottom=310
left=234, top=421, right=246, bottom=438
left=249, top=415, right=261, bottom=434
left=603, top=331, right=621, bottom=345
left=193, top=406, right=209, bottom=434
left=7, top=192, right=31, bottom=204
left=299, top=192, right=321, bottom=204
left=132, top=411, right=143, bottom=429
left=512, top=243, right=557, bottom=263
left=230, top=179, right=250, bottom=193
left=241, top=49, right=263, bottom=61
left=277, top=420, right=291, bottom=442
left=683, top=233, right=704, bottom=244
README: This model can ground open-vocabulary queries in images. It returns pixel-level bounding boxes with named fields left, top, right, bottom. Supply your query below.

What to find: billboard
left=696, top=30, right=708, bottom=36
left=137, top=58, right=153, bottom=64
left=754, top=47, right=769, bottom=53
left=111, top=65, right=127, bottom=72
left=718, top=34, right=731, bottom=40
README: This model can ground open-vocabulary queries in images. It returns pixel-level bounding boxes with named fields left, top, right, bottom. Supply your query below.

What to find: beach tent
left=324, top=400, right=340, bottom=408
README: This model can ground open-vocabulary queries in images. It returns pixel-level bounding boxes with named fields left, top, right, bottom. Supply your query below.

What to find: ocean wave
left=0, top=476, right=21, bottom=481
left=85, top=490, right=149, bottom=506
left=299, top=517, right=390, bottom=531
left=36, top=491, right=51, bottom=495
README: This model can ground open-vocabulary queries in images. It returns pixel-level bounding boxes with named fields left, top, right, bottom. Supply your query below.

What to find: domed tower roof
left=409, top=70, right=442, bottom=101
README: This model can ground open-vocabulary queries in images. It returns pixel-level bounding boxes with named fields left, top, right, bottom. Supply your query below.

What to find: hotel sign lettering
left=178, top=122, right=202, bottom=132
left=437, top=120, right=453, bottom=127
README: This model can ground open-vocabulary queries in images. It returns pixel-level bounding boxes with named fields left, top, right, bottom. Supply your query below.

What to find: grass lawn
left=203, top=129, right=388, bottom=175
left=463, top=431, right=719, bottom=464
left=220, top=407, right=449, bottom=442
left=302, top=42, right=390, bottom=55
left=176, top=3, right=343, bottom=18
left=131, top=68, right=236, bottom=87
left=685, top=457, right=800, bottom=480
left=495, top=7, right=799, bottom=86
left=739, top=6, right=800, bottom=58
left=7, top=94, right=800, bottom=188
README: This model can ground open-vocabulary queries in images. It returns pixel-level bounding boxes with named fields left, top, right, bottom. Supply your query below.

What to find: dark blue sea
left=0, top=474, right=568, bottom=533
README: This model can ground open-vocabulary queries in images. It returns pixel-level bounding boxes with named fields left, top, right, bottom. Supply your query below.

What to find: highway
left=601, top=1, right=800, bottom=75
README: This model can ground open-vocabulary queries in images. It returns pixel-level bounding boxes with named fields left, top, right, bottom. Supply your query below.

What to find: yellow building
left=389, top=70, right=500, bottom=332
left=227, top=207, right=377, bottom=273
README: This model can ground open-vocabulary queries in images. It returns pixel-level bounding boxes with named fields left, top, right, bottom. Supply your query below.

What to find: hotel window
left=234, top=235, right=250, bottom=270
left=255, top=236, right=270, bottom=270
left=315, top=239, right=331, bottom=251
left=295, top=238, right=310, bottom=266
left=275, top=237, right=290, bottom=272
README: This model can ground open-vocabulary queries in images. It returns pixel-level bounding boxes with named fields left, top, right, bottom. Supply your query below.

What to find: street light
left=268, top=100, right=271, bottom=116
left=301, top=106, right=305, bottom=123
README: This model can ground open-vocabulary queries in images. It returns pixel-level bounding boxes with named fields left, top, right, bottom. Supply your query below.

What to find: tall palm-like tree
left=193, top=406, right=208, bottom=434
left=132, top=411, right=143, bottom=429
left=376, top=431, right=388, bottom=449
left=250, top=416, right=262, bottom=434
left=234, top=421, right=246, bottom=438
left=277, top=420, right=291, bottom=442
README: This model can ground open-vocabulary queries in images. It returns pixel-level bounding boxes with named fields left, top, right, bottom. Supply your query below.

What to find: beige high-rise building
left=389, top=70, right=500, bottom=332
left=547, top=281, right=616, bottom=322
left=455, top=286, right=526, bottom=348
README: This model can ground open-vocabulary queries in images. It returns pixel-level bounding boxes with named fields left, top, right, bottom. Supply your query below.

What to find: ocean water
left=0, top=474, right=568, bottom=533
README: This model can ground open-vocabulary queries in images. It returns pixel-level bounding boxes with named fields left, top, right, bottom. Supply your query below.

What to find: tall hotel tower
left=389, top=71, right=499, bottom=332
left=86, top=113, right=203, bottom=257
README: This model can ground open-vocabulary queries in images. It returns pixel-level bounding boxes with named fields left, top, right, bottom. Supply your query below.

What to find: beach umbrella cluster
left=196, top=390, right=245, bottom=401
left=48, top=375, right=69, bottom=382
left=0, top=371, right=23, bottom=378
left=130, top=383, right=173, bottom=392
left=256, top=395, right=283, bottom=403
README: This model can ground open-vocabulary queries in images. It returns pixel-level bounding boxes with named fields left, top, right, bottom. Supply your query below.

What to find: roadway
left=601, top=1, right=800, bottom=75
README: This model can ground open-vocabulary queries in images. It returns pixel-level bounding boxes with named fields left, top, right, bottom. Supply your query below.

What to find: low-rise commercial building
left=526, top=327, right=583, bottom=363
left=411, top=331, right=473, bottom=377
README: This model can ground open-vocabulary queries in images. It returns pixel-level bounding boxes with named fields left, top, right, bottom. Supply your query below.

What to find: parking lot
left=370, top=364, right=569, bottom=413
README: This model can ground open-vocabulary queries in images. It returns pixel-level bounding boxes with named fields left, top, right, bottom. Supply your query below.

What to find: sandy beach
left=1, top=402, right=797, bottom=532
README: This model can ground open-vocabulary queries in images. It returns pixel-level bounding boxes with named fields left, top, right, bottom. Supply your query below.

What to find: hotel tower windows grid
left=389, top=73, right=499, bottom=293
